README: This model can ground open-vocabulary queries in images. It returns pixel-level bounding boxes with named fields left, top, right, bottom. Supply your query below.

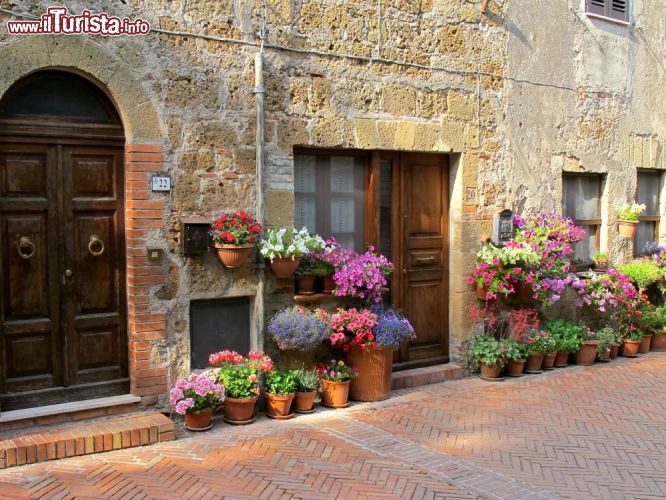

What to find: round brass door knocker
left=17, top=236, right=36, bottom=260
left=88, top=234, right=105, bottom=257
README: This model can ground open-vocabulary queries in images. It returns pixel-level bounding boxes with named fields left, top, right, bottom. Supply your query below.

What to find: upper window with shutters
left=585, top=0, right=630, bottom=24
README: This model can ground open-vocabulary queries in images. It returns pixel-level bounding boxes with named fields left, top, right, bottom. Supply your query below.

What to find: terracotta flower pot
left=574, top=341, right=598, bottom=366
left=184, top=408, right=213, bottom=431
left=651, top=332, right=666, bottom=351
left=214, top=244, right=253, bottom=268
left=622, top=340, right=640, bottom=358
left=525, top=352, right=545, bottom=373
left=505, top=359, right=526, bottom=377
left=322, top=274, right=335, bottom=293
left=294, top=391, right=317, bottom=412
left=296, top=276, right=316, bottom=295
left=223, top=395, right=258, bottom=425
left=609, top=344, right=620, bottom=359
left=270, top=257, right=301, bottom=278
left=554, top=351, right=570, bottom=367
left=542, top=352, right=557, bottom=370
left=618, top=220, right=637, bottom=238
left=479, top=363, right=503, bottom=379
left=476, top=285, right=489, bottom=301
left=265, top=392, right=295, bottom=419
left=321, top=379, right=351, bottom=408
left=348, top=347, right=393, bottom=401
left=638, top=334, right=652, bottom=354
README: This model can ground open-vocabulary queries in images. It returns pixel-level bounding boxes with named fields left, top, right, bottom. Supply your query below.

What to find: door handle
left=17, top=236, right=36, bottom=260
left=88, top=235, right=105, bottom=257
left=65, top=269, right=73, bottom=278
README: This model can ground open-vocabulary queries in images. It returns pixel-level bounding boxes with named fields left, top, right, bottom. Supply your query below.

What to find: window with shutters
left=634, top=170, right=662, bottom=256
left=563, top=174, right=604, bottom=265
left=585, top=0, right=629, bottom=24
left=294, top=153, right=366, bottom=252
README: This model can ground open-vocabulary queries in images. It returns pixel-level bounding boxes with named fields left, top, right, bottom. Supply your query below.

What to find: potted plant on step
left=504, top=339, right=527, bottom=377
left=294, top=369, right=319, bottom=413
left=169, top=372, right=225, bottom=431
left=332, top=307, right=415, bottom=401
left=616, top=203, right=645, bottom=238
left=209, top=350, right=273, bottom=425
left=318, top=359, right=357, bottom=408
left=264, top=369, right=298, bottom=419
left=211, top=211, right=263, bottom=268
left=468, top=334, right=508, bottom=381
left=545, top=320, right=585, bottom=368
left=592, top=252, right=608, bottom=272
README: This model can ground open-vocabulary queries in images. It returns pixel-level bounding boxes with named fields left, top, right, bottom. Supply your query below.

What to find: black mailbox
left=181, top=217, right=211, bottom=255
left=492, top=209, right=514, bottom=245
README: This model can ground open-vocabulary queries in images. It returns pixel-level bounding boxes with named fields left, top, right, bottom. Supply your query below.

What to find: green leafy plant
left=296, top=255, right=334, bottom=277
left=502, top=339, right=527, bottom=361
left=617, top=203, right=646, bottom=221
left=524, top=329, right=557, bottom=355
left=468, top=335, right=508, bottom=368
left=592, top=252, right=608, bottom=262
left=595, top=326, right=620, bottom=355
left=623, top=328, right=645, bottom=341
left=653, top=306, right=666, bottom=332
left=217, top=363, right=259, bottom=399
left=618, top=260, right=661, bottom=290
left=295, top=369, right=320, bottom=392
left=264, top=369, right=298, bottom=395
left=544, top=320, right=585, bottom=353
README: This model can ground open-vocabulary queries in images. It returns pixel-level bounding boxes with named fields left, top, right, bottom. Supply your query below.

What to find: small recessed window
left=563, top=173, right=604, bottom=265
left=635, top=170, right=661, bottom=257
left=585, top=0, right=630, bottom=24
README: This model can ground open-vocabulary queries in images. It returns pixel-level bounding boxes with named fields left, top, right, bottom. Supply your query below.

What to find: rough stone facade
left=0, top=0, right=663, bottom=405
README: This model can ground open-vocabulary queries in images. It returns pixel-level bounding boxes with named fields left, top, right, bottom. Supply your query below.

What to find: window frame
left=584, top=0, right=630, bottom=26
left=634, top=168, right=662, bottom=257
left=562, top=172, right=604, bottom=268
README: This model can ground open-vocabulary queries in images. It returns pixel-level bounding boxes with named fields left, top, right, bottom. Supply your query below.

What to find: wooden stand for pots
left=223, top=395, right=258, bottom=425
left=574, top=341, right=598, bottom=366
left=651, top=332, right=666, bottom=351
left=506, top=359, right=526, bottom=377
left=554, top=351, right=570, bottom=368
left=622, top=340, right=640, bottom=358
left=321, top=379, right=351, bottom=408
left=348, top=347, right=393, bottom=401
left=214, top=244, right=253, bottom=268
left=638, top=334, right=652, bottom=354
left=184, top=408, right=213, bottom=431
left=265, top=393, right=295, bottom=419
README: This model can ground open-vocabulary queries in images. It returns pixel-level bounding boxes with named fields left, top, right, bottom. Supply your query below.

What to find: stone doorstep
left=0, top=411, right=175, bottom=470
left=391, top=363, right=464, bottom=390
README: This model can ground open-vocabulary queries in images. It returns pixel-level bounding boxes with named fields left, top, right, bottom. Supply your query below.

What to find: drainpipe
left=252, top=23, right=266, bottom=352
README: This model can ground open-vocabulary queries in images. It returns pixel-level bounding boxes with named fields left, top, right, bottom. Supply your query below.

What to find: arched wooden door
left=0, top=71, right=128, bottom=411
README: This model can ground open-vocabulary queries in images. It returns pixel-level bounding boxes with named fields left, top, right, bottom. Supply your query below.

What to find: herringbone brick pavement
left=0, top=353, right=664, bottom=499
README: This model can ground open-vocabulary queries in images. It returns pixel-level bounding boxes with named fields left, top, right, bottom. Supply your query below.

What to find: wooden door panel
left=0, top=145, right=62, bottom=401
left=63, top=146, right=127, bottom=390
left=398, top=153, right=449, bottom=368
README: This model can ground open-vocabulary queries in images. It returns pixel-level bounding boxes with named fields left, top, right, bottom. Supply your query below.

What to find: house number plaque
left=151, top=175, right=171, bottom=192
left=492, top=209, right=514, bottom=244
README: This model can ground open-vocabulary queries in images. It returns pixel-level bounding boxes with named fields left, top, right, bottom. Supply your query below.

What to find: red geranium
left=211, top=211, right=263, bottom=246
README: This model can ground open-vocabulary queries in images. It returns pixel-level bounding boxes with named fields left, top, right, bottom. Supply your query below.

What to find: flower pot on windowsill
left=296, top=275, right=316, bottom=295
left=322, top=274, right=335, bottom=294
left=638, top=334, right=652, bottom=354
left=270, top=257, right=301, bottom=278
left=214, top=244, right=253, bottom=268
left=618, top=220, right=638, bottom=238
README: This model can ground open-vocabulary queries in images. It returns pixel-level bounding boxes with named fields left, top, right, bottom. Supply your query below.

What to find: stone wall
left=0, top=0, right=663, bottom=401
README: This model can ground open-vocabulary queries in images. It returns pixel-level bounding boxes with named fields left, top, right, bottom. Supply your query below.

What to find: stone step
left=391, top=363, right=464, bottom=390
left=0, top=411, right=174, bottom=470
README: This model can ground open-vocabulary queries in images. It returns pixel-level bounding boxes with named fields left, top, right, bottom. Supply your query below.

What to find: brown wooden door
left=396, top=153, right=449, bottom=368
left=0, top=143, right=128, bottom=410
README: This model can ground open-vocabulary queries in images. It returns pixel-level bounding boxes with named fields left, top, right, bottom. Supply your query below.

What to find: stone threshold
left=391, top=363, right=464, bottom=390
left=0, top=410, right=174, bottom=470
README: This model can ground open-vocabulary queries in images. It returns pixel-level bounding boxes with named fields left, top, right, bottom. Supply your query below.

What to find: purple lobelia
left=370, top=306, right=416, bottom=351
left=267, top=306, right=331, bottom=352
